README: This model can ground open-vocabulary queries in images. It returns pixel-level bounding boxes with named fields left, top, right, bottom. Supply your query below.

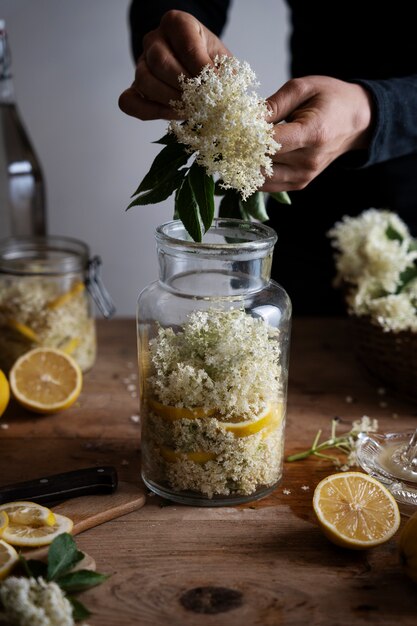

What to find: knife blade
left=0, top=466, right=118, bottom=505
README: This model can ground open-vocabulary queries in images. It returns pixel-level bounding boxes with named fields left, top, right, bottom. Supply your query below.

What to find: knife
left=0, top=466, right=118, bottom=505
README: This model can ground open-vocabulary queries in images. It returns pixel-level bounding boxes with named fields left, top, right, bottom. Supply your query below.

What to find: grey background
left=0, top=0, right=289, bottom=316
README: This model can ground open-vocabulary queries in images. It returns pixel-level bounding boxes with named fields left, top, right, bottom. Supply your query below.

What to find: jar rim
left=155, top=218, right=277, bottom=254
left=0, top=235, right=90, bottom=275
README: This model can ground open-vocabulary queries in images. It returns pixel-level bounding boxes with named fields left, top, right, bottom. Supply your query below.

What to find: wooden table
left=1, top=318, right=417, bottom=625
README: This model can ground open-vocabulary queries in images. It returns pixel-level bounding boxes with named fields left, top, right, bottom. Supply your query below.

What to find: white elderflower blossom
left=0, top=576, right=74, bottom=626
left=328, top=209, right=417, bottom=331
left=169, top=55, right=281, bottom=200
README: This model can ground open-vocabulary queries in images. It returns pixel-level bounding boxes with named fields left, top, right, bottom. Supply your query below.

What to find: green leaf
left=68, top=596, right=92, bottom=621
left=188, top=162, right=215, bottom=232
left=240, top=191, right=269, bottom=222
left=127, top=168, right=187, bottom=208
left=386, top=224, right=403, bottom=242
left=175, top=175, right=202, bottom=242
left=57, top=570, right=109, bottom=593
left=132, top=142, right=190, bottom=196
left=47, top=533, right=85, bottom=581
left=218, top=190, right=241, bottom=219
left=152, top=133, right=176, bottom=145
left=19, top=556, right=48, bottom=579
left=398, top=265, right=417, bottom=292
left=269, top=191, right=291, bottom=205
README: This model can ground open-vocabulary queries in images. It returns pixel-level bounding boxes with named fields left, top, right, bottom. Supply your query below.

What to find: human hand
left=262, top=76, right=374, bottom=192
left=118, top=10, right=230, bottom=121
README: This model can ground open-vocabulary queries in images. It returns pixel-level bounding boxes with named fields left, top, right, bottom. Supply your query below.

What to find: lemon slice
left=0, top=539, right=18, bottom=580
left=59, top=337, right=81, bottom=355
left=313, top=471, right=401, bottom=549
left=160, top=446, right=217, bottom=464
left=0, top=501, right=56, bottom=527
left=6, top=319, right=39, bottom=343
left=149, top=398, right=216, bottom=420
left=47, top=281, right=85, bottom=309
left=0, top=511, right=9, bottom=537
left=2, top=512, right=73, bottom=547
left=218, top=403, right=283, bottom=438
left=9, top=347, right=82, bottom=414
left=0, top=369, right=10, bottom=418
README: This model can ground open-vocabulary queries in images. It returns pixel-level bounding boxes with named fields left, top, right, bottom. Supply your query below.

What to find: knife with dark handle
left=0, top=466, right=118, bottom=505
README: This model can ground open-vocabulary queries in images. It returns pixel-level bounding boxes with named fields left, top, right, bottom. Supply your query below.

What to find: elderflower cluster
left=328, top=209, right=417, bottom=332
left=148, top=308, right=281, bottom=418
left=169, top=55, right=281, bottom=200
left=0, top=577, right=74, bottom=626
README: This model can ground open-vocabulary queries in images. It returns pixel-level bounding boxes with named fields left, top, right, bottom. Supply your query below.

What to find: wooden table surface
left=1, top=318, right=417, bottom=625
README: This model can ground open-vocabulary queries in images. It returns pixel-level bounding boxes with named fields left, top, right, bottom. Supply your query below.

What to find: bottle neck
left=0, top=22, right=16, bottom=103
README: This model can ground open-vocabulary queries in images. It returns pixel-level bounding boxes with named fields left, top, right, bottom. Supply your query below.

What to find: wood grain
left=1, top=318, right=417, bottom=625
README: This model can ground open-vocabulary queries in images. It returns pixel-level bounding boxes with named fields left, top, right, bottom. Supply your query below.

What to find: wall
left=0, top=0, right=289, bottom=316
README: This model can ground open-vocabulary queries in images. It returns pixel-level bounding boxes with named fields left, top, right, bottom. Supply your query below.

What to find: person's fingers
left=118, top=87, right=178, bottom=121
left=134, top=57, right=180, bottom=105
left=159, top=10, right=218, bottom=75
left=271, top=121, right=306, bottom=155
left=141, top=34, right=187, bottom=88
left=266, top=77, right=317, bottom=123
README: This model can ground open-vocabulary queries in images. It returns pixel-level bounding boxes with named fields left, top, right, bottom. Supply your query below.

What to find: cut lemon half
left=218, top=403, right=283, bottom=438
left=0, top=539, right=18, bottom=580
left=1, top=512, right=73, bottom=547
left=313, top=471, right=401, bottom=550
left=0, top=501, right=56, bottom=527
left=9, top=347, right=82, bottom=414
left=47, top=281, right=85, bottom=309
left=0, top=369, right=10, bottom=418
left=0, top=511, right=9, bottom=537
left=160, top=446, right=217, bottom=464
left=148, top=399, right=216, bottom=420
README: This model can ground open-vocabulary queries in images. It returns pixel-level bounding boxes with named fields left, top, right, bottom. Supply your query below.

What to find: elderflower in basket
left=127, top=55, right=290, bottom=241
left=328, top=209, right=417, bottom=399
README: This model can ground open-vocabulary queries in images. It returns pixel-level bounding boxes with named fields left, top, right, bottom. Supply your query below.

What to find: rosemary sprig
left=286, top=416, right=378, bottom=467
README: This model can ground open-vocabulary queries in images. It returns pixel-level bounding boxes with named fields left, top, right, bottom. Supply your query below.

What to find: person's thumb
left=266, top=78, right=313, bottom=123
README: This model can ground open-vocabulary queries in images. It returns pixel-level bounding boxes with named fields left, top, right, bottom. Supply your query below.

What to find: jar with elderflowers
left=137, top=218, right=291, bottom=506
left=0, top=236, right=115, bottom=373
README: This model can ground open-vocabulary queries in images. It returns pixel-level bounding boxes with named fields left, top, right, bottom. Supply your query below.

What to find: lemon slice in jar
left=218, top=403, right=283, bottom=438
left=159, top=446, right=217, bottom=464
left=47, top=281, right=85, bottom=309
left=0, top=370, right=10, bottom=418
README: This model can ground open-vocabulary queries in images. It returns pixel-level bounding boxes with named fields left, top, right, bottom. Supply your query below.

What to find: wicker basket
left=351, top=315, right=417, bottom=402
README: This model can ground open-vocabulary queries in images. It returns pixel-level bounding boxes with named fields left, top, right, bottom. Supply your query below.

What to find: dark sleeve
left=351, top=76, right=417, bottom=167
left=129, top=0, right=231, bottom=62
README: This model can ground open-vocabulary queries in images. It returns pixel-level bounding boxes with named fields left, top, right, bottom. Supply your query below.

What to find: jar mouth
left=156, top=218, right=277, bottom=256
left=0, top=235, right=90, bottom=275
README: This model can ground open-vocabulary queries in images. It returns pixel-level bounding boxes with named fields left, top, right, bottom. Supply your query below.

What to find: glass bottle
left=137, top=218, right=292, bottom=506
left=0, top=20, right=47, bottom=237
left=0, top=235, right=116, bottom=373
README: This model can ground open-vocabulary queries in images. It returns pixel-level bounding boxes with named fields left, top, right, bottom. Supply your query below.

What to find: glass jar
left=0, top=236, right=115, bottom=373
left=137, top=219, right=292, bottom=506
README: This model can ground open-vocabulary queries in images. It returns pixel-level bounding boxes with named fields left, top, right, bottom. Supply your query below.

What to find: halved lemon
left=0, top=539, right=18, bottom=580
left=0, top=511, right=9, bottom=537
left=0, top=501, right=56, bottom=527
left=1, top=512, right=73, bottom=547
left=9, top=347, right=82, bottom=414
left=148, top=398, right=216, bottom=420
left=47, top=281, right=85, bottom=309
left=313, top=471, right=401, bottom=550
left=160, top=446, right=217, bottom=464
left=0, top=369, right=10, bottom=418
left=218, top=403, right=283, bottom=438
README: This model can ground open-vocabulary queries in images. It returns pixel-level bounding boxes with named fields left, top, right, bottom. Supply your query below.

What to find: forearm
left=129, top=0, right=231, bottom=61
left=354, top=75, right=417, bottom=166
